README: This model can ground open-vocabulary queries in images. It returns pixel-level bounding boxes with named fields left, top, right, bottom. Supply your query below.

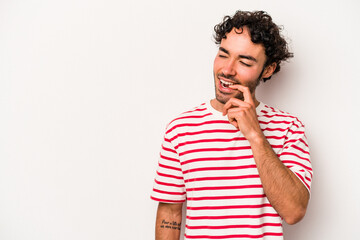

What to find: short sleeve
left=151, top=134, right=186, bottom=203
left=279, top=122, right=313, bottom=192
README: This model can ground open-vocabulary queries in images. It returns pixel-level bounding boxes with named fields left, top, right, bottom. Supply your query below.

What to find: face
left=213, top=27, right=274, bottom=108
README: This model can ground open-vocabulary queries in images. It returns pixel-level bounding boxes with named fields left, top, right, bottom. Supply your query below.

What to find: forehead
left=220, top=27, right=266, bottom=61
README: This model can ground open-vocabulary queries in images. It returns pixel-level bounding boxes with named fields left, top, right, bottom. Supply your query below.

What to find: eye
left=240, top=61, right=252, bottom=67
left=218, top=54, right=227, bottom=58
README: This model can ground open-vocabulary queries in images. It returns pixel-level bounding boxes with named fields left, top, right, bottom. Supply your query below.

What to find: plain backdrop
left=1, top=0, right=360, bottom=239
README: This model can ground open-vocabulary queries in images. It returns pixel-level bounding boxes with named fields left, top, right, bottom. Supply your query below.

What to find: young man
left=151, top=10, right=312, bottom=240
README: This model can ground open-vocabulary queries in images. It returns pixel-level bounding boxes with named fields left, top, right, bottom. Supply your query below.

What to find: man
left=151, top=10, right=312, bottom=240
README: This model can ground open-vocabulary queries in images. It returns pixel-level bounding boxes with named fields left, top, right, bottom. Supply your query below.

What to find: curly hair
left=214, top=10, right=293, bottom=81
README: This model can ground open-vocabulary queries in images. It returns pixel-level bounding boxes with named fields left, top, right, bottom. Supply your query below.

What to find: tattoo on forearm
left=160, top=219, right=181, bottom=230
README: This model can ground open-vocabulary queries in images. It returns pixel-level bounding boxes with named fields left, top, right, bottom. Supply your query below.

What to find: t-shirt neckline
left=205, top=100, right=266, bottom=117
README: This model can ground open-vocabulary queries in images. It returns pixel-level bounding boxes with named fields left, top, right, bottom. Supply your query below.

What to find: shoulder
left=166, top=102, right=210, bottom=126
left=164, top=102, right=212, bottom=134
left=258, top=103, right=305, bottom=129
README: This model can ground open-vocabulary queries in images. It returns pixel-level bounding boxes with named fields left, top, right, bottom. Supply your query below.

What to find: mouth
left=219, top=79, right=236, bottom=89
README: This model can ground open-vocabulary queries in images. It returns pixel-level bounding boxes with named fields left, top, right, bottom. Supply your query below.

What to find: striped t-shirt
left=151, top=101, right=312, bottom=239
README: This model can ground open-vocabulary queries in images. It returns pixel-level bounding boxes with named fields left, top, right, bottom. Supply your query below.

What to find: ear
left=261, top=62, right=277, bottom=79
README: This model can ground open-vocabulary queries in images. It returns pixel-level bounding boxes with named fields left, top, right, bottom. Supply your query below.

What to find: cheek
left=237, top=68, right=259, bottom=81
left=213, top=56, right=230, bottom=72
left=213, top=58, right=222, bottom=72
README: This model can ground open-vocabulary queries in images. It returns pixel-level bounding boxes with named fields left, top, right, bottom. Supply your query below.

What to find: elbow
left=283, top=206, right=307, bottom=225
left=283, top=190, right=310, bottom=225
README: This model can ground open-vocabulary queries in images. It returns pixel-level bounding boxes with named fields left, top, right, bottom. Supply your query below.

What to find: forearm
left=155, top=202, right=183, bottom=240
left=250, top=135, right=309, bottom=224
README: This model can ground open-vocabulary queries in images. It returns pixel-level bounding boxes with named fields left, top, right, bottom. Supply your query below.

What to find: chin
left=214, top=90, right=228, bottom=104
left=215, top=96, right=227, bottom=105
left=216, top=91, right=244, bottom=104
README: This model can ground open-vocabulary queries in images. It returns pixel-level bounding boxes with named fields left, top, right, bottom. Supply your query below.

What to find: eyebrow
left=219, top=47, right=257, bottom=63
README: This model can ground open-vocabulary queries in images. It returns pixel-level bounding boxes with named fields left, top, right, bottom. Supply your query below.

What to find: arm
left=155, top=202, right=183, bottom=240
left=248, top=136, right=309, bottom=224
left=223, top=85, right=309, bottom=225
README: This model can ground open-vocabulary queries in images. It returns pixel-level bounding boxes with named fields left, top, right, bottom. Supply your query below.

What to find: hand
left=222, top=85, right=264, bottom=142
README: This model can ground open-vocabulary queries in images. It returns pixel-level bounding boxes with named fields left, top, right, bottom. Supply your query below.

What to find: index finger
left=229, top=84, right=254, bottom=106
left=222, top=97, right=249, bottom=116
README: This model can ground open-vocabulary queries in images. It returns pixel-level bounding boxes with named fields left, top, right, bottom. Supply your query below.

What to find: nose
left=222, top=59, right=236, bottom=76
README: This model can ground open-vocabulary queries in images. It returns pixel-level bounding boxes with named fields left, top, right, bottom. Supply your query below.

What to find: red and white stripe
left=151, top=102, right=312, bottom=239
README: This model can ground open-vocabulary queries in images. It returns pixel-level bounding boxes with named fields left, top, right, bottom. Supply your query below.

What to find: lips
left=218, top=74, right=239, bottom=92
left=220, top=79, right=235, bottom=88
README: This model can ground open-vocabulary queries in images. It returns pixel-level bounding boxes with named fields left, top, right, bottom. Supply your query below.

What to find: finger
left=226, top=107, right=245, bottom=115
left=226, top=111, right=238, bottom=122
left=227, top=115, right=238, bottom=129
left=229, top=85, right=254, bottom=105
left=223, top=98, right=251, bottom=116
left=229, top=120, right=238, bottom=129
left=226, top=112, right=240, bottom=129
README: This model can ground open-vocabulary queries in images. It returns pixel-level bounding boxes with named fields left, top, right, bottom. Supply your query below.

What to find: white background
left=1, top=0, right=359, bottom=239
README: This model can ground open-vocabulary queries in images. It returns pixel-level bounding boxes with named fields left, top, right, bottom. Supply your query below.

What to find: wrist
left=248, top=132, right=267, bottom=146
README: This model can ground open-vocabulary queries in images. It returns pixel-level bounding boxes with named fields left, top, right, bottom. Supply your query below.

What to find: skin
left=212, top=28, right=276, bottom=110
left=155, top=27, right=309, bottom=239
left=155, top=202, right=183, bottom=240
left=212, top=27, right=309, bottom=224
left=221, top=85, right=309, bottom=224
